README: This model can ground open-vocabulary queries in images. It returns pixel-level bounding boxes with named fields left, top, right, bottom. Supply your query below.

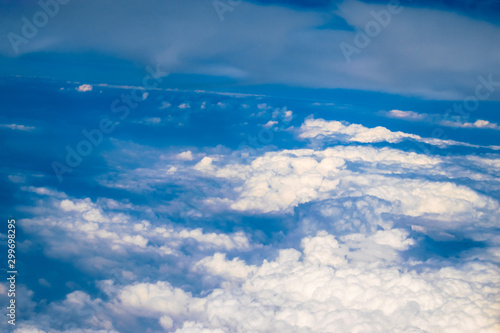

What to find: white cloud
left=194, top=157, right=214, bottom=171
left=298, top=117, right=416, bottom=143
left=60, top=198, right=109, bottom=223
left=20, top=195, right=254, bottom=268
left=11, top=105, right=500, bottom=333
left=177, top=151, right=194, bottom=161
left=174, top=322, right=225, bottom=333
left=262, top=120, right=278, bottom=128
left=102, top=231, right=500, bottom=333
left=193, top=146, right=498, bottom=220
left=440, top=119, right=500, bottom=130
left=0, top=124, right=35, bottom=131
left=76, top=84, right=93, bottom=92
left=385, top=109, right=500, bottom=130
left=467, top=156, right=500, bottom=171
left=21, top=186, right=65, bottom=198
left=116, top=282, right=193, bottom=318
left=272, top=107, right=293, bottom=122
left=301, top=230, right=345, bottom=267
left=387, top=109, right=427, bottom=120
left=13, top=326, right=48, bottom=333
left=194, top=253, right=257, bottom=280
left=12, top=143, right=500, bottom=333
left=298, top=117, right=497, bottom=149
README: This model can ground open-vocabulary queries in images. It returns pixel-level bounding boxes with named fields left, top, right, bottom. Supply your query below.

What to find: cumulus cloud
left=298, top=117, right=498, bottom=148
left=194, top=157, right=215, bottom=171
left=11, top=139, right=500, bottom=333
left=116, top=281, right=193, bottom=318
left=298, top=117, right=418, bottom=143
left=177, top=151, right=194, bottom=161
left=90, top=133, right=499, bottom=229
left=8, top=91, right=500, bottom=333
left=20, top=195, right=254, bottom=268
left=193, top=253, right=257, bottom=280
left=467, top=155, right=500, bottom=172
left=192, top=146, right=498, bottom=222
left=76, top=84, right=93, bottom=92
left=49, top=230, right=499, bottom=333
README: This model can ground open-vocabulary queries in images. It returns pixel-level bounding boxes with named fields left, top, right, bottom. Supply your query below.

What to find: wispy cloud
left=297, top=117, right=499, bottom=149
left=440, top=119, right=500, bottom=130
left=385, top=109, right=500, bottom=130
left=0, top=123, right=35, bottom=131
left=386, top=109, right=427, bottom=120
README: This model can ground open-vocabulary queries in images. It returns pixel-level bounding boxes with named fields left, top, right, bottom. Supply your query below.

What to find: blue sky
left=1, top=1, right=500, bottom=332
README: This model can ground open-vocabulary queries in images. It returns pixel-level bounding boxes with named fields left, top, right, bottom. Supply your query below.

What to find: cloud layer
left=2, top=0, right=500, bottom=99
